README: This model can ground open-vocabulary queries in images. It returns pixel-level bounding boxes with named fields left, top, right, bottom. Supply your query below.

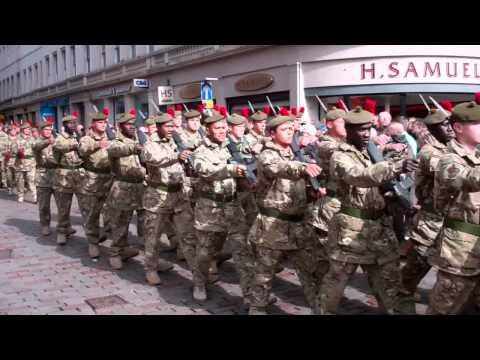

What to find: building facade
left=1, top=45, right=480, bottom=129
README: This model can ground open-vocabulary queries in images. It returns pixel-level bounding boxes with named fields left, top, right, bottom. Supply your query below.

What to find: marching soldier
left=106, top=111, right=146, bottom=269
left=77, top=110, right=113, bottom=259
left=248, top=114, right=323, bottom=315
left=32, top=120, right=57, bottom=236
left=5, top=125, right=18, bottom=195
left=317, top=106, right=418, bottom=315
left=427, top=96, right=480, bottom=314
left=141, top=113, right=196, bottom=286
left=53, top=114, right=83, bottom=245
left=401, top=109, right=454, bottom=297
left=306, top=107, right=347, bottom=313
left=190, top=111, right=252, bottom=302
left=245, top=109, right=269, bottom=155
left=0, top=119, right=9, bottom=189
left=12, top=123, right=36, bottom=203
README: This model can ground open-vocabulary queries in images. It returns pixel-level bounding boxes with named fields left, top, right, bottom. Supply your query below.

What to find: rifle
left=172, top=132, right=196, bottom=176
left=105, top=125, right=116, bottom=141
left=226, top=136, right=257, bottom=186
left=136, top=110, right=148, bottom=146
left=290, top=134, right=320, bottom=191
left=366, top=140, right=414, bottom=210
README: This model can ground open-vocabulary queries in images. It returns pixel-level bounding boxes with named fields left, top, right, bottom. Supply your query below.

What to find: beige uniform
left=32, top=137, right=57, bottom=227
left=107, top=132, right=146, bottom=257
left=141, top=136, right=197, bottom=273
left=428, top=139, right=480, bottom=314
left=52, top=131, right=84, bottom=235
left=12, top=134, right=36, bottom=200
left=319, top=142, right=413, bottom=314
left=77, top=132, right=113, bottom=245
left=191, top=137, right=251, bottom=296
left=0, top=130, right=9, bottom=188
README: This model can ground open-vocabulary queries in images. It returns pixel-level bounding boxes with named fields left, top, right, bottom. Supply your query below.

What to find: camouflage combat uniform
left=191, top=135, right=251, bottom=297
left=319, top=141, right=412, bottom=315
left=402, top=137, right=448, bottom=294
left=141, top=130, right=197, bottom=276
left=52, top=130, right=84, bottom=237
left=12, top=132, right=36, bottom=201
left=244, top=129, right=268, bottom=156
left=249, top=140, right=319, bottom=312
left=0, top=129, right=9, bottom=188
left=77, top=130, right=113, bottom=251
left=304, top=134, right=343, bottom=310
left=32, top=133, right=57, bottom=229
left=107, top=130, right=146, bottom=259
left=5, top=135, right=18, bottom=192
left=427, top=138, right=480, bottom=314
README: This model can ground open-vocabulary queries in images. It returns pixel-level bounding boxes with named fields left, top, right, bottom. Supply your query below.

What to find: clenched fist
left=304, top=163, right=322, bottom=178
left=178, top=150, right=192, bottom=162
left=401, top=159, right=419, bottom=173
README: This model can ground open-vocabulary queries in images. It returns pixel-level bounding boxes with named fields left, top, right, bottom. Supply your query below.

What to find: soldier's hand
left=304, top=163, right=322, bottom=178
left=252, top=143, right=263, bottom=154
left=235, top=165, right=247, bottom=177
left=134, top=144, right=143, bottom=154
left=402, top=159, right=419, bottom=173
left=318, top=187, right=327, bottom=198
left=48, top=136, right=55, bottom=145
left=388, top=143, right=406, bottom=152
left=179, top=150, right=192, bottom=162
left=99, top=138, right=109, bottom=149
left=374, top=134, right=391, bottom=146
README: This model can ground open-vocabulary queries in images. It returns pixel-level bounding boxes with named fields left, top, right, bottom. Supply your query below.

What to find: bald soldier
left=32, top=120, right=57, bottom=236
left=106, top=112, right=146, bottom=270
left=400, top=109, right=455, bottom=298
left=248, top=114, right=324, bottom=315
left=52, top=114, right=83, bottom=245
left=141, top=113, right=196, bottom=286
left=427, top=96, right=480, bottom=314
left=77, top=111, right=113, bottom=258
left=12, top=123, right=37, bottom=203
left=317, top=106, right=418, bottom=315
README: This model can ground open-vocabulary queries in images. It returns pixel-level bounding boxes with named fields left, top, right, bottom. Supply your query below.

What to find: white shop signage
left=158, top=86, right=174, bottom=104
left=303, top=56, right=480, bottom=88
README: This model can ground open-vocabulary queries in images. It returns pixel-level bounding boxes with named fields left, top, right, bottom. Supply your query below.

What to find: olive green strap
left=445, top=218, right=480, bottom=237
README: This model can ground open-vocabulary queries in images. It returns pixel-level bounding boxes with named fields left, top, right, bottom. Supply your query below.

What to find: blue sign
left=200, top=80, right=213, bottom=101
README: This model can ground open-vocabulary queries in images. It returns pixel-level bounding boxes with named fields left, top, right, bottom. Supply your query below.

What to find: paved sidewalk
left=0, top=189, right=435, bottom=315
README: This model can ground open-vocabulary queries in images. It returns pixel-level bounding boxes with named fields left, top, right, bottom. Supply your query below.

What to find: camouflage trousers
left=401, top=242, right=431, bottom=295
left=143, top=207, right=197, bottom=273
left=77, top=193, right=108, bottom=245
left=37, top=187, right=54, bottom=227
left=7, top=166, right=15, bottom=189
left=427, top=271, right=480, bottom=315
left=318, top=259, right=415, bottom=315
left=15, top=170, right=35, bottom=198
left=250, top=244, right=319, bottom=310
left=53, top=191, right=78, bottom=235
left=238, top=191, right=258, bottom=230
left=0, top=160, right=7, bottom=187
left=195, top=229, right=254, bottom=298
left=101, top=200, right=112, bottom=237
left=109, top=208, right=145, bottom=257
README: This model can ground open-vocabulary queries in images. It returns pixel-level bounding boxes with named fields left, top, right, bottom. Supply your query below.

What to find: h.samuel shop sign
left=303, top=57, right=480, bottom=87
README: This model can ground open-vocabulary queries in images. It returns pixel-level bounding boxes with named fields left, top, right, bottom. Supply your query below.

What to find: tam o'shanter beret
left=423, top=108, right=450, bottom=126
left=250, top=110, right=268, bottom=121
left=227, top=113, right=246, bottom=125
left=184, top=110, right=201, bottom=119
left=451, top=93, right=480, bottom=122
left=344, top=106, right=374, bottom=125
left=155, top=112, right=174, bottom=124
left=204, top=113, right=226, bottom=125
left=267, top=115, right=293, bottom=129
left=326, top=107, right=347, bottom=121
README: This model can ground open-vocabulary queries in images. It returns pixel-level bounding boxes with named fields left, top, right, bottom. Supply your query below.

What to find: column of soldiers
left=3, top=92, right=480, bottom=315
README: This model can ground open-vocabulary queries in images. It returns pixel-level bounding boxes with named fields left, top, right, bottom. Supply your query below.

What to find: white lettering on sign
left=158, top=86, right=174, bottom=105
left=133, top=79, right=149, bottom=88
left=302, top=57, right=480, bottom=88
